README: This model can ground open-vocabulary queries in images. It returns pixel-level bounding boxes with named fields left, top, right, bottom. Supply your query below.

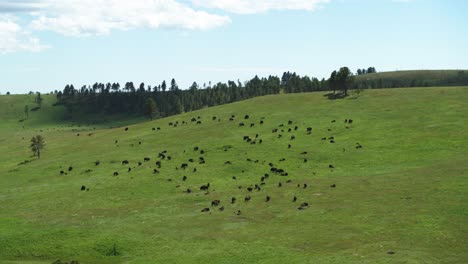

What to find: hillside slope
left=0, top=87, right=467, bottom=264
left=355, top=70, right=468, bottom=88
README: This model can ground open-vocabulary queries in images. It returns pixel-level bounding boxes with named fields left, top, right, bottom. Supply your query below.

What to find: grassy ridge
left=355, top=70, right=468, bottom=87
left=0, top=87, right=467, bottom=263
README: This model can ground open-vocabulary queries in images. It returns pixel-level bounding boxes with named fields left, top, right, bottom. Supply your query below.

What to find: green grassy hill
left=0, top=87, right=467, bottom=264
left=355, top=70, right=468, bottom=88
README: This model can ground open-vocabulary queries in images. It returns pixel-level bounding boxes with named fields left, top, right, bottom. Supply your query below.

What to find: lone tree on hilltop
left=336, top=67, right=354, bottom=96
left=143, top=97, right=158, bottom=120
left=30, top=135, right=45, bottom=159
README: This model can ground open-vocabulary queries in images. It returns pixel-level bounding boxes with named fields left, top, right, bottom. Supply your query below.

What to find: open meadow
left=0, top=87, right=467, bottom=264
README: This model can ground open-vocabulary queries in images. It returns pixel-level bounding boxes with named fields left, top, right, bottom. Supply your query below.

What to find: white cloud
left=0, top=16, right=48, bottom=54
left=191, top=0, right=330, bottom=14
left=29, top=0, right=231, bottom=37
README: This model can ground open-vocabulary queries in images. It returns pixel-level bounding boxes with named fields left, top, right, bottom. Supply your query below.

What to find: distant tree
left=6, top=92, right=10, bottom=95
left=139, top=83, right=145, bottom=93
left=143, top=97, right=158, bottom=120
left=30, top=135, right=45, bottom=159
left=336, top=67, right=354, bottom=96
left=174, top=98, right=184, bottom=114
left=367, top=67, right=376, bottom=74
left=189, top=82, right=198, bottom=91
left=24, top=105, right=29, bottom=119
left=170, top=78, right=178, bottom=92
left=357, top=69, right=362, bottom=75
left=35, top=93, right=43, bottom=108
left=329, top=70, right=338, bottom=94
left=161, top=81, right=167, bottom=92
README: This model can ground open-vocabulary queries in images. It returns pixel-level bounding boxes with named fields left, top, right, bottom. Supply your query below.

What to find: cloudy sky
left=0, top=0, right=467, bottom=93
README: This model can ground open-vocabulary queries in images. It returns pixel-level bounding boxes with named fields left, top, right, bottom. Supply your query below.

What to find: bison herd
left=58, top=114, right=362, bottom=216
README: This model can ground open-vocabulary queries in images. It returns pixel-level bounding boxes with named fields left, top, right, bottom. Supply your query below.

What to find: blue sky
left=0, top=0, right=467, bottom=94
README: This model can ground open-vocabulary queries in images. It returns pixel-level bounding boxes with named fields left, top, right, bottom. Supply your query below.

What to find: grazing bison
left=231, top=197, right=236, bottom=204
left=144, top=157, right=150, bottom=162
left=155, top=161, right=161, bottom=168
left=60, top=170, right=65, bottom=175
left=125, top=127, right=129, bottom=131
left=288, top=144, right=291, bottom=149
left=293, top=196, right=297, bottom=202
left=128, top=168, right=132, bottom=172
left=244, top=115, right=250, bottom=119
left=266, top=196, right=271, bottom=202
left=200, top=183, right=210, bottom=191
left=239, top=122, right=245, bottom=127
left=113, top=172, right=119, bottom=176
left=303, top=184, right=308, bottom=189
left=186, top=188, right=192, bottom=194
left=288, top=120, right=293, bottom=125
left=194, top=146, right=199, bottom=151
left=138, top=162, right=142, bottom=166
left=219, top=206, right=225, bottom=212
left=330, top=184, right=336, bottom=188
left=211, top=200, right=221, bottom=207
left=201, top=208, right=210, bottom=213
left=236, top=210, right=241, bottom=215
left=68, top=166, right=73, bottom=172
left=329, top=164, right=335, bottom=169
left=122, top=160, right=129, bottom=165
left=153, top=169, right=160, bottom=174
left=272, top=128, right=278, bottom=133
left=260, top=120, right=264, bottom=124
left=81, top=185, right=86, bottom=191
left=95, top=161, right=100, bottom=166
left=278, top=182, right=282, bottom=187
left=182, top=176, right=187, bottom=181
left=244, top=196, right=251, bottom=202
left=181, top=163, right=188, bottom=169
left=291, top=135, right=296, bottom=140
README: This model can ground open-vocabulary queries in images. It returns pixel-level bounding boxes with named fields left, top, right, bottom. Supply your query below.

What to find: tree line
left=53, top=67, right=468, bottom=120
left=55, top=72, right=334, bottom=118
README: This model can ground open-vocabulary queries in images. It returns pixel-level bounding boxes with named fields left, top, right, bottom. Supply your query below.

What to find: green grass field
left=0, top=87, right=467, bottom=264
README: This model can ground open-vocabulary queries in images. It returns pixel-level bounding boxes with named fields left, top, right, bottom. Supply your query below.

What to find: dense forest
left=52, top=68, right=468, bottom=119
